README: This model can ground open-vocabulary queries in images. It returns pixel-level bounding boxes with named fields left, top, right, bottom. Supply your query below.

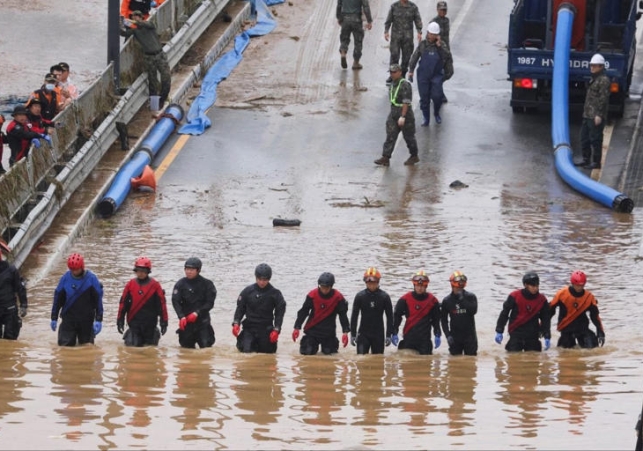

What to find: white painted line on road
left=450, top=0, right=475, bottom=41
left=592, top=122, right=614, bottom=180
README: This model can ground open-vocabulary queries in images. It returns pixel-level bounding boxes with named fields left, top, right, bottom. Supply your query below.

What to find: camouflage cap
left=437, top=1, right=447, bottom=9
left=389, top=64, right=402, bottom=72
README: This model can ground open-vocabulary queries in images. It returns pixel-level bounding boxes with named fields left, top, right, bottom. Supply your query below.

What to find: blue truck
left=508, top=0, right=640, bottom=117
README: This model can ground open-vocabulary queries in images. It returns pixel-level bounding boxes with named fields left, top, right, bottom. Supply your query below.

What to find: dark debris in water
left=449, top=180, right=469, bottom=189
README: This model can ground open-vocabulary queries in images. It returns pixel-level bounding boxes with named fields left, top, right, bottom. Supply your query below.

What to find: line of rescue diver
left=0, top=240, right=605, bottom=355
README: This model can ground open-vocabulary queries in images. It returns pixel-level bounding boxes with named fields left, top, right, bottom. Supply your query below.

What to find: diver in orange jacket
left=121, top=0, right=164, bottom=20
left=549, top=270, right=605, bottom=349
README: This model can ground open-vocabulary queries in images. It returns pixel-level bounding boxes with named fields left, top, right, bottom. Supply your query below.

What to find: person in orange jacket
left=292, top=272, right=350, bottom=355
left=549, top=270, right=605, bottom=348
left=121, top=0, right=164, bottom=20
left=117, top=257, right=169, bottom=347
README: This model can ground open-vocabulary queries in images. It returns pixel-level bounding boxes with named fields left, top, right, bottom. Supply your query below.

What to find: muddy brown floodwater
left=2, top=0, right=643, bottom=449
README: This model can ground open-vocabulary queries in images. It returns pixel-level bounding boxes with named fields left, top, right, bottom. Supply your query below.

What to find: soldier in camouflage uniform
left=384, top=0, right=423, bottom=83
left=408, top=22, right=453, bottom=125
left=431, top=1, right=450, bottom=103
left=120, top=10, right=172, bottom=109
left=337, top=0, right=373, bottom=70
left=431, top=1, right=450, bottom=47
left=374, top=64, right=419, bottom=166
left=576, top=53, right=610, bottom=170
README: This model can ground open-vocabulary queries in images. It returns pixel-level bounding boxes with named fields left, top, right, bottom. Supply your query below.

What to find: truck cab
left=508, top=0, right=639, bottom=117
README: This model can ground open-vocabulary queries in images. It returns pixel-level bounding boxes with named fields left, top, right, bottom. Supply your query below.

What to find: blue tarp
left=178, top=0, right=278, bottom=135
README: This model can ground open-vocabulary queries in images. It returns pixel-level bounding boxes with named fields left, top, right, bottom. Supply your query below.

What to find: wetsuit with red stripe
left=294, top=288, right=350, bottom=355
left=496, top=288, right=550, bottom=352
left=118, top=276, right=168, bottom=346
left=5, top=120, right=41, bottom=165
left=393, top=291, right=441, bottom=355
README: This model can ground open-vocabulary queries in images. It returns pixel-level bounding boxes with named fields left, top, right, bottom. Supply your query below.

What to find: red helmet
left=411, top=269, right=429, bottom=285
left=67, top=253, right=84, bottom=270
left=450, top=270, right=467, bottom=288
left=570, top=270, right=587, bottom=286
left=134, top=257, right=152, bottom=272
left=363, top=267, right=381, bottom=282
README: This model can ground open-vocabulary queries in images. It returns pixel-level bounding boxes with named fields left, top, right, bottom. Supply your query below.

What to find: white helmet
left=590, top=53, right=605, bottom=65
left=427, top=22, right=440, bottom=35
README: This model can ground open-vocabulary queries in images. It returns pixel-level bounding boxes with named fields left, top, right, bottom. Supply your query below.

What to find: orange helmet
left=363, top=267, right=381, bottom=282
left=450, top=270, right=467, bottom=288
left=411, top=269, right=429, bottom=285
left=67, top=253, right=85, bottom=270
left=134, top=256, right=152, bottom=272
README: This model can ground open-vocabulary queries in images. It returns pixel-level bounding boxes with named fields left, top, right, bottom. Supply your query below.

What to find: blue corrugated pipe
left=551, top=4, right=633, bottom=213
left=97, top=104, right=184, bottom=217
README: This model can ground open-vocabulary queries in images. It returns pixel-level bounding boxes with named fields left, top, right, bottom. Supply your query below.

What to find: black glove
left=117, top=321, right=124, bottom=334
left=597, top=329, right=605, bottom=347
left=19, top=306, right=27, bottom=318
left=160, top=322, right=168, bottom=335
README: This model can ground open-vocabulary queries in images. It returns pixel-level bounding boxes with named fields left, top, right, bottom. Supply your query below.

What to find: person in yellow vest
left=549, top=270, right=605, bottom=348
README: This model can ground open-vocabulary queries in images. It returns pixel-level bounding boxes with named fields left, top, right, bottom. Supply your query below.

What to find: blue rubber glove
left=434, top=335, right=441, bottom=349
left=391, top=334, right=399, bottom=346
left=93, top=321, right=102, bottom=335
left=41, top=134, right=52, bottom=145
left=544, top=338, right=551, bottom=351
left=50, top=320, right=57, bottom=331
left=495, top=332, right=503, bottom=344
left=31, top=138, right=41, bottom=148
left=151, top=1, right=157, bottom=6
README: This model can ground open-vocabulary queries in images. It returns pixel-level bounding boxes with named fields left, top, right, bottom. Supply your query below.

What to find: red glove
left=269, top=330, right=279, bottom=344
left=179, top=317, right=187, bottom=331
left=342, top=333, right=349, bottom=347
left=232, top=323, right=241, bottom=337
left=186, top=312, right=198, bottom=323
left=292, top=329, right=300, bottom=342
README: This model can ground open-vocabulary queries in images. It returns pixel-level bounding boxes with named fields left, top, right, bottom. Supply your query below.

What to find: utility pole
left=107, top=0, right=121, bottom=92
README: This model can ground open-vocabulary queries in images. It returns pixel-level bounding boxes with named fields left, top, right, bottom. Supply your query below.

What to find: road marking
left=155, top=134, right=190, bottom=181
left=591, top=122, right=613, bottom=179
left=449, top=0, right=475, bottom=41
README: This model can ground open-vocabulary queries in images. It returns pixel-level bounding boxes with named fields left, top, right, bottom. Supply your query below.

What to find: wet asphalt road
left=4, top=0, right=643, bottom=449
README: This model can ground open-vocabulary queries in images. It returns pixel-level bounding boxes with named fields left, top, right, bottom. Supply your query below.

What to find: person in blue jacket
left=50, top=253, right=104, bottom=346
left=408, top=21, right=454, bottom=126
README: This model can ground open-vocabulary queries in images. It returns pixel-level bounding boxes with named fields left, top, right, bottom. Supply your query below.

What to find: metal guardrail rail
left=1, top=0, right=236, bottom=267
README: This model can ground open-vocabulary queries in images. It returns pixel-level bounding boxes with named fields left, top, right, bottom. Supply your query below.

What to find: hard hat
left=134, top=256, right=152, bottom=273
left=412, top=269, right=430, bottom=285
left=570, top=270, right=587, bottom=286
left=522, top=271, right=540, bottom=286
left=590, top=54, right=605, bottom=65
left=449, top=270, right=467, bottom=288
left=255, top=263, right=272, bottom=280
left=318, top=272, right=335, bottom=287
left=363, top=267, right=381, bottom=282
left=67, top=253, right=85, bottom=271
left=427, top=22, right=440, bottom=35
left=184, top=257, right=202, bottom=271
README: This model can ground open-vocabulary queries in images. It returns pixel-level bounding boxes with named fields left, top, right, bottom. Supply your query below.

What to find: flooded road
left=3, top=0, right=643, bottom=449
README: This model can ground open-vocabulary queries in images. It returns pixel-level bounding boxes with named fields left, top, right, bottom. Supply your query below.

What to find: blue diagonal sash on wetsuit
left=61, top=274, right=91, bottom=315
